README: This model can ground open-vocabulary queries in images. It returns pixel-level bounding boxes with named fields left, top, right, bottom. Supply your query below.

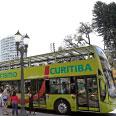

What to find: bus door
left=31, top=79, right=47, bottom=109
left=77, top=76, right=100, bottom=112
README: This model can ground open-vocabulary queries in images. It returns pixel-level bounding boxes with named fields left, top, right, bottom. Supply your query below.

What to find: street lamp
left=15, top=30, right=29, bottom=116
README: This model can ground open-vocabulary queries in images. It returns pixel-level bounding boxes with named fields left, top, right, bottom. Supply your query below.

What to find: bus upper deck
left=0, top=45, right=96, bottom=71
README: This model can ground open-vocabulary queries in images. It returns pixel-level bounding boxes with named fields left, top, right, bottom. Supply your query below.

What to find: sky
left=1, top=0, right=116, bottom=114
left=0, top=0, right=114, bottom=56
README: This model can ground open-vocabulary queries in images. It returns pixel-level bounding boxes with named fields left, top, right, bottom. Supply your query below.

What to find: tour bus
left=0, top=45, right=116, bottom=114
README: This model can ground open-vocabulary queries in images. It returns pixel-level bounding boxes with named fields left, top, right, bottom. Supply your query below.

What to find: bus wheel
left=55, top=100, right=70, bottom=114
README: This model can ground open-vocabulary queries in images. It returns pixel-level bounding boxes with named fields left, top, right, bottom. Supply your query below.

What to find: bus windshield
left=96, top=47, right=116, bottom=97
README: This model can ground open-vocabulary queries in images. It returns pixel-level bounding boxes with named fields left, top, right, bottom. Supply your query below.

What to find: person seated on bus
left=51, top=81, right=58, bottom=94
left=61, top=82, right=69, bottom=94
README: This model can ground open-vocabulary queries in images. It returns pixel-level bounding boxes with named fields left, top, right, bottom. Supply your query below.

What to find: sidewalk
left=0, top=107, right=39, bottom=116
left=0, top=107, right=11, bottom=116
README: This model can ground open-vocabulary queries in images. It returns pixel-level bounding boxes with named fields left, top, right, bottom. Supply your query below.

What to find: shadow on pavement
left=26, top=108, right=116, bottom=116
left=70, top=112, right=116, bottom=116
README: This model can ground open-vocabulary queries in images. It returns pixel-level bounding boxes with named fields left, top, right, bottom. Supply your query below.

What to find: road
left=0, top=108, right=65, bottom=116
left=0, top=108, right=115, bottom=116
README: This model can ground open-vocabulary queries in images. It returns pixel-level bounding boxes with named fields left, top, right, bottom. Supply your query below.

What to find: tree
left=92, top=1, right=116, bottom=50
left=78, top=22, right=93, bottom=45
left=58, top=22, right=93, bottom=51
left=63, top=34, right=79, bottom=49
left=63, top=34, right=88, bottom=50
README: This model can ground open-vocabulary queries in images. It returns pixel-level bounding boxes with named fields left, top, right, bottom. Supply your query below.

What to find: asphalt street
left=0, top=108, right=64, bottom=116
left=0, top=107, right=116, bottom=116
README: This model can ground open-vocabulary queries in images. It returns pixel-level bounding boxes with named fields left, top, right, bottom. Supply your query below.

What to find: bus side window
left=52, top=81, right=58, bottom=94
left=46, top=79, right=50, bottom=94
left=60, top=78, right=70, bottom=94
left=61, top=82, right=68, bottom=94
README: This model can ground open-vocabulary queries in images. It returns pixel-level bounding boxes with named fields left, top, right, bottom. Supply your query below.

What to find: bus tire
left=54, top=99, right=70, bottom=114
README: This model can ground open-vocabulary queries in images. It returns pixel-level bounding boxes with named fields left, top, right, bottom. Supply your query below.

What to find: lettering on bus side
left=50, top=64, right=93, bottom=75
left=0, top=72, right=17, bottom=78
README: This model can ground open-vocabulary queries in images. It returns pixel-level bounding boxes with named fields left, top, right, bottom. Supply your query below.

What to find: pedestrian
left=28, top=90, right=34, bottom=115
left=0, top=88, right=3, bottom=107
left=10, top=91, right=19, bottom=116
left=2, top=88, right=9, bottom=115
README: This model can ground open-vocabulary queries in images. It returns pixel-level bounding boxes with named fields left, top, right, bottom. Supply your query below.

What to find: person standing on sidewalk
left=28, top=90, right=34, bottom=115
left=0, top=88, right=3, bottom=107
left=2, top=87, right=9, bottom=115
left=10, top=91, right=19, bottom=116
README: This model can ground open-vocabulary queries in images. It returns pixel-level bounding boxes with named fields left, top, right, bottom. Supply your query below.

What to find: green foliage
left=92, top=1, right=116, bottom=50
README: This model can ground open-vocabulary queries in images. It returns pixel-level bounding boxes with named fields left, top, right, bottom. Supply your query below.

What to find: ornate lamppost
left=15, top=30, right=29, bottom=116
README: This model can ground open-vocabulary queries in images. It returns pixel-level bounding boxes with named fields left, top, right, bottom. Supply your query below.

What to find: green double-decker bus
left=0, top=45, right=116, bottom=114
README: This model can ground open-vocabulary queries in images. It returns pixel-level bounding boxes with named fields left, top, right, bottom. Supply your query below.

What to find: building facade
left=0, top=36, right=18, bottom=62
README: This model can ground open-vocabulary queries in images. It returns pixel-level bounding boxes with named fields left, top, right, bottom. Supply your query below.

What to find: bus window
left=50, top=79, right=58, bottom=94
left=49, top=78, right=70, bottom=94
left=0, top=81, right=21, bottom=94
left=60, top=78, right=70, bottom=94
left=61, top=82, right=68, bottom=94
